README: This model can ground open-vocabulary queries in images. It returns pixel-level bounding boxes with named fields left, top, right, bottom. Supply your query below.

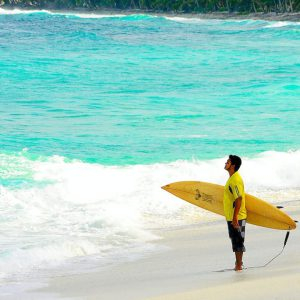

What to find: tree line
left=2, top=0, right=300, bottom=13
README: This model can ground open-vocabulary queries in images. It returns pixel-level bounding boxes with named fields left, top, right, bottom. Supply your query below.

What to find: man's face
left=224, top=159, right=232, bottom=171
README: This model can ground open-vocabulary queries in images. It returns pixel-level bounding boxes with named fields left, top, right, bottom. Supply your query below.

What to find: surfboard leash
left=249, top=218, right=298, bottom=269
left=246, top=230, right=291, bottom=270
left=214, top=230, right=292, bottom=272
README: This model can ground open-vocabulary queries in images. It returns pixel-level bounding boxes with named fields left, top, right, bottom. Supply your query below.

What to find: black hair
left=229, top=155, right=242, bottom=171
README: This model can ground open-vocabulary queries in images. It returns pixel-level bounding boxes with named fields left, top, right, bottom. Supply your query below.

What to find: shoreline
left=18, top=202, right=299, bottom=299
left=0, top=205, right=299, bottom=299
left=40, top=211, right=300, bottom=300
left=1, top=6, right=300, bottom=22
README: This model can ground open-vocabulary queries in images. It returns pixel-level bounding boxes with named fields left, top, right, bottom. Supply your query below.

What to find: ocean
left=0, top=8, right=300, bottom=286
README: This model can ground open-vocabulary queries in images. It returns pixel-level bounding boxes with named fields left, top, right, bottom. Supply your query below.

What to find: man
left=224, top=155, right=247, bottom=271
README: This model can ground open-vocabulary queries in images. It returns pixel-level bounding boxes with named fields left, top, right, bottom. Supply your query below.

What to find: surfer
left=224, top=155, right=247, bottom=271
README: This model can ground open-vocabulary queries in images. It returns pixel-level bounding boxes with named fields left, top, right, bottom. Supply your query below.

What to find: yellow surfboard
left=162, top=181, right=296, bottom=230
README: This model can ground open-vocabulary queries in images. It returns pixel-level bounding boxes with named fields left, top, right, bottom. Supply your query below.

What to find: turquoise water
left=1, top=11, right=299, bottom=165
left=0, top=9, right=300, bottom=284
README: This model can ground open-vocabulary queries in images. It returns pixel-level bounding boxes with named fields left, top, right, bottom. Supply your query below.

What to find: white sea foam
left=164, top=15, right=300, bottom=29
left=264, top=21, right=294, bottom=28
left=0, top=8, right=42, bottom=15
left=52, top=11, right=127, bottom=19
left=0, top=150, right=299, bottom=280
left=164, top=16, right=210, bottom=24
left=164, top=16, right=265, bottom=26
left=0, top=8, right=149, bottom=19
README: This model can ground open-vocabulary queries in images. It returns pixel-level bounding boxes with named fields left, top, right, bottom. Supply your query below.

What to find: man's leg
left=235, top=251, right=243, bottom=271
left=234, top=220, right=246, bottom=271
left=227, top=220, right=245, bottom=271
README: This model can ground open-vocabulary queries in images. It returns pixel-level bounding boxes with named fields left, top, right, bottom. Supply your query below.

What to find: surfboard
left=161, top=181, right=296, bottom=230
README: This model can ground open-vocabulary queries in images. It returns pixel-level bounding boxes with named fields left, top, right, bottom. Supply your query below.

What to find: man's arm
left=232, top=196, right=242, bottom=229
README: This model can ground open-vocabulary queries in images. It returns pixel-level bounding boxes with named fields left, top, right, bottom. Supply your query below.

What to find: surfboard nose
left=161, top=184, right=170, bottom=190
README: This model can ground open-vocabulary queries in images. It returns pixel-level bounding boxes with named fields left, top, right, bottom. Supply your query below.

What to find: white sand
left=26, top=204, right=299, bottom=300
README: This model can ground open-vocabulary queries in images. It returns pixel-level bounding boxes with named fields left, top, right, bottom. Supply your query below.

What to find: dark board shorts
left=227, top=219, right=246, bottom=252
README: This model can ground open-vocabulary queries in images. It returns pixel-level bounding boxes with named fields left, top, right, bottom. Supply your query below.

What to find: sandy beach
left=12, top=203, right=296, bottom=300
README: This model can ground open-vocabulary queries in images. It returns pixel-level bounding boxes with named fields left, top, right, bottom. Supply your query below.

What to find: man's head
left=224, top=155, right=242, bottom=172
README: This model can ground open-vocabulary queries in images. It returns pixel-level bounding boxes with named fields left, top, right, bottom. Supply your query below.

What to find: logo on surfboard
left=195, top=189, right=213, bottom=204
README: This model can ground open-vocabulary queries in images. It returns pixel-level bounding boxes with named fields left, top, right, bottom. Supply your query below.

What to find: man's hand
left=231, top=217, right=240, bottom=230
